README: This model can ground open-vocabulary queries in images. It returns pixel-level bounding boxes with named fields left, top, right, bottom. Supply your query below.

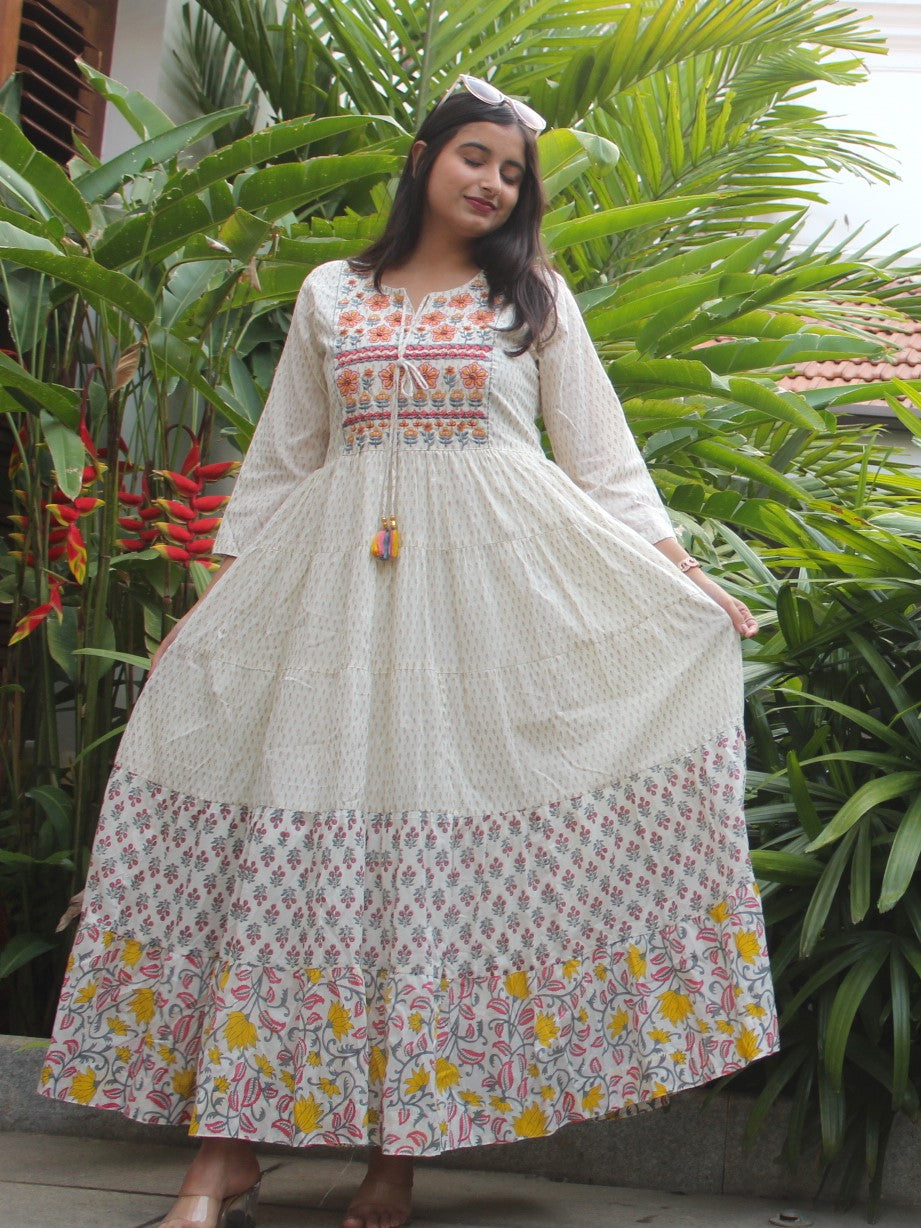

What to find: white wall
left=100, top=0, right=173, bottom=159
left=797, top=0, right=921, bottom=259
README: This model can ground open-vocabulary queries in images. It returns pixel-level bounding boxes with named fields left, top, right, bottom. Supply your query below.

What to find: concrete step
left=1, top=1131, right=918, bottom=1228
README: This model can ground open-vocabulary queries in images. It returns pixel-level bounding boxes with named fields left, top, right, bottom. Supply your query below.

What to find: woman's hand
left=688, top=571, right=759, bottom=638
left=652, top=538, right=758, bottom=638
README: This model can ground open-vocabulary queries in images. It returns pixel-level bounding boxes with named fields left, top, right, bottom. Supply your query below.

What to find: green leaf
left=750, top=849, right=822, bottom=885
left=785, top=749, right=822, bottom=841
left=0, top=933, right=55, bottom=980
left=0, top=247, right=156, bottom=326
left=543, top=194, right=716, bottom=252
left=74, top=647, right=151, bottom=670
left=808, top=773, right=921, bottom=852
left=236, top=153, right=401, bottom=219
left=0, top=353, right=79, bottom=426
left=878, top=794, right=921, bottom=913
left=0, top=113, right=91, bottom=234
left=25, top=784, right=73, bottom=846
left=73, top=107, right=248, bottom=203
left=77, top=61, right=175, bottom=138
left=40, top=411, right=84, bottom=500
left=824, top=943, right=889, bottom=1091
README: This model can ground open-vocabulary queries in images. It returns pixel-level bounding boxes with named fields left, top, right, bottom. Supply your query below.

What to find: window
left=0, top=0, right=118, bottom=163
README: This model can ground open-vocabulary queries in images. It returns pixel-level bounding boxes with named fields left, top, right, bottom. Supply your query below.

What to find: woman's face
left=414, top=121, right=527, bottom=243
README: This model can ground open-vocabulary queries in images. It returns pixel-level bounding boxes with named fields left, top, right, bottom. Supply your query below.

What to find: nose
left=479, top=164, right=501, bottom=196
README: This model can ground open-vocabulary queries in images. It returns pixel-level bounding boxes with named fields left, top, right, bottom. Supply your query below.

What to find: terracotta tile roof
left=780, top=312, right=921, bottom=402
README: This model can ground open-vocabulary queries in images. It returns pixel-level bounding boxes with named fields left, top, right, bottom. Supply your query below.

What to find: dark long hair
left=350, top=91, right=556, bottom=354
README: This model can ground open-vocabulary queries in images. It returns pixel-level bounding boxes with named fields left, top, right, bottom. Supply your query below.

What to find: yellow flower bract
left=608, top=1008, right=629, bottom=1038
left=735, top=1027, right=761, bottom=1062
left=404, top=1067, right=430, bottom=1095
left=513, top=1103, right=550, bottom=1138
left=504, top=970, right=530, bottom=999
left=582, top=1085, right=604, bottom=1112
left=327, top=1001, right=353, bottom=1040
left=69, top=1068, right=97, bottom=1104
left=626, top=946, right=646, bottom=980
left=734, top=931, right=762, bottom=965
left=294, top=1094, right=323, bottom=1133
left=172, top=1068, right=196, bottom=1097
left=534, top=1013, right=559, bottom=1045
left=435, top=1058, right=460, bottom=1092
left=657, top=990, right=694, bottom=1026
left=121, top=940, right=143, bottom=968
left=369, top=1046, right=388, bottom=1084
left=128, top=988, right=155, bottom=1025
left=225, top=1011, right=259, bottom=1051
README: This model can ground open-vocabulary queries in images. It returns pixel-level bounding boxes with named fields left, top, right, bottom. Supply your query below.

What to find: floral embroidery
left=335, top=271, right=497, bottom=452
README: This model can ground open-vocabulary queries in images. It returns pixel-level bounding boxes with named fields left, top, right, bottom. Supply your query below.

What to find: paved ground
left=1, top=1131, right=918, bottom=1228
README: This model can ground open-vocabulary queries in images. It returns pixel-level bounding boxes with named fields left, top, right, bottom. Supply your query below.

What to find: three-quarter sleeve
left=212, top=271, right=331, bottom=558
left=538, top=275, right=674, bottom=544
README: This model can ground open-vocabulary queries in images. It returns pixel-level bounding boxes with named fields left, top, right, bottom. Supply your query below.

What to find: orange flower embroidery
left=432, top=324, right=456, bottom=342
left=369, top=324, right=394, bottom=343
left=339, top=310, right=363, bottom=329
left=418, top=362, right=439, bottom=388
left=460, top=363, right=488, bottom=390
left=367, top=293, right=390, bottom=311
left=378, top=364, right=397, bottom=390
left=449, top=292, right=474, bottom=309
left=336, top=369, right=360, bottom=397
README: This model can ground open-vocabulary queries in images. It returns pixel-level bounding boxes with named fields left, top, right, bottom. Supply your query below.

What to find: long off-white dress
left=41, top=260, right=777, bottom=1154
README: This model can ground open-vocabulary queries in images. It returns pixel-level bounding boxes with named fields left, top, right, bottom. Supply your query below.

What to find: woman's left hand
left=690, top=572, right=759, bottom=638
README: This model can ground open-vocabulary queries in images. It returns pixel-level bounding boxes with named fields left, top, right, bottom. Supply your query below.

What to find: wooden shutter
left=0, top=0, right=118, bottom=162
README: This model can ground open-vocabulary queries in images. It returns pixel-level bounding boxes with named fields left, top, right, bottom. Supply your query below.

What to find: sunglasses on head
left=441, top=74, right=546, bottom=133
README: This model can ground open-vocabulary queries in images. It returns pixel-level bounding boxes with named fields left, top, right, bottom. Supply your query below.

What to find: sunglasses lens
left=460, top=75, right=504, bottom=107
left=511, top=100, right=546, bottom=132
left=452, top=75, right=546, bottom=132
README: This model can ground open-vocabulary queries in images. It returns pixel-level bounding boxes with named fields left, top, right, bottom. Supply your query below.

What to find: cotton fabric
left=41, top=260, right=777, bottom=1154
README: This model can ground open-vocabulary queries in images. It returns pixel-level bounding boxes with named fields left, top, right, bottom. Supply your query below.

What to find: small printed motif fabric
left=41, top=260, right=777, bottom=1154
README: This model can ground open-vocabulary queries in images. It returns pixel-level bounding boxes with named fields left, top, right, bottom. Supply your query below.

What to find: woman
left=41, top=79, right=777, bottom=1228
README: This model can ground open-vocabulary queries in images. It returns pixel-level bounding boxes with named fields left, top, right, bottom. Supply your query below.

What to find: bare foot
left=343, top=1149, right=414, bottom=1228
left=159, top=1138, right=261, bottom=1227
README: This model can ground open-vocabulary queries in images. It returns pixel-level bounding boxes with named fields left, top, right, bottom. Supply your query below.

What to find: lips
left=465, top=196, right=496, bottom=214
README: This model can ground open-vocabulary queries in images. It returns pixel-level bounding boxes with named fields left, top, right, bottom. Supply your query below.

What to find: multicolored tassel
left=370, top=516, right=400, bottom=561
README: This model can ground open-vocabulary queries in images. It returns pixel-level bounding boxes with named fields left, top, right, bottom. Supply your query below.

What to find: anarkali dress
left=40, top=259, right=777, bottom=1154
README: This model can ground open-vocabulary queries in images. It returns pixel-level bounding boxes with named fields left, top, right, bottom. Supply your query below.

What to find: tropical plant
left=0, top=67, right=403, bottom=1034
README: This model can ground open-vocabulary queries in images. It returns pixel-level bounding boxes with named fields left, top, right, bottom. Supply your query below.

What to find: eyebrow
left=458, top=140, right=526, bottom=175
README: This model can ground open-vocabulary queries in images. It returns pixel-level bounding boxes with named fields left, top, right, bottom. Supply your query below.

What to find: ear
left=410, top=140, right=427, bottom=176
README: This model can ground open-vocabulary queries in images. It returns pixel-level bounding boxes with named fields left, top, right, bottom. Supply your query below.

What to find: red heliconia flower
left=9, top=578, right=64, bottom=645
left=189, top=517, right=221, bottom=534
left=117, top=517, right=146, bottom=532
left=190, top=494, right=230, bottom=514
left=180, top=439, right=202, bottom=477
left=156, top=522, right=194, bottom=545
left=152, top=543, right=192, bottom=563
left=187, top=538, right=216, bottom=556
left=65, top=524, right=87, bottom=584
left=195, top=460, right=240, bottom=482
left=118, top=490, right=144, bottom=507
left=117, top=539, right=148, bottom=552
left=155, top=498, right=197, bottom=523
left=155, top=469, right=202, bottom=497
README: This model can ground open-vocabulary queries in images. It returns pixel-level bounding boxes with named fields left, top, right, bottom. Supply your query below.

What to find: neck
left=408, top=223, right=478, bottom=280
